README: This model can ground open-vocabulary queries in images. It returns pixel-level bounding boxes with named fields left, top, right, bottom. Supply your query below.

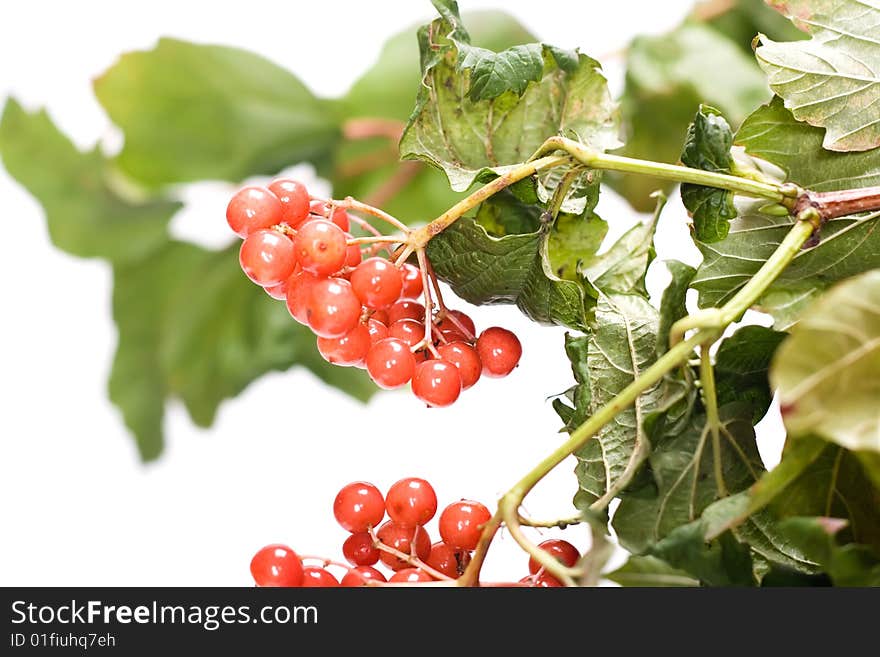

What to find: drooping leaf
left=773, top=517, right=880, bottom=586
left=648, top=522, right=756, bottom=586
left=0, top=98, right=177, bottom=263
left=610, top=21, right=771, bottom=210
left=400, top=0, right=620, bottom=196
left=110, top=242, right=376, bottom=461
left=603, top=555, right=699, bottom=587
left=613, top=403, right=764, bottom=553
left=94, top=38, right=341, bottom=186
left=756, top=0, right=880, bottom=152
left=552, top=333, right=591, bottom=434
left=772, top=271, right=880, bottom=454
left=714, top=325, right=787, bottom=423
left=680, top=105, right=738, bottom=242
left=333, top=10, right=536, bottom=223
left=425, top=216, right=593, bottom=330
left=655, top=260, right=697, bottom=357
left=573, top=294, right=692, bottom=511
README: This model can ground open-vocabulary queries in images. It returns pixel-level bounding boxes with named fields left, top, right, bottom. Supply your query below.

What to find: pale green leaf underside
left=756, top=0, right=880, bottom=152
left=771, top=271, right=880, bottom=453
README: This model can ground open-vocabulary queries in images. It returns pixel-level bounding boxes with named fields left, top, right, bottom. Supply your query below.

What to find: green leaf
left=603, top=555, right=699, bottom=587
left=610, top=22, right=770, bottom=210
left=649, top=523, right=756, bottom=586
left=736, top=96, right=880, bottom=190
left=552, top=333, right=592, bottom=434
left=655, top=260, right=697, bottom=357
left=613, top=403, right=764, bottom=553
left=547, top=210, right=609, bottom=282
left=94, top=38, right=340, bottom=186
left=772, top=271, right=880, bottom=453
left=773, top=517, right=880, bottom=586
left=573, top=294, right=691, bottom=511
left=756, top=0, right=880, bottom=152
left=425, top=217, right=593, bottom=330
left=333, top=10, right=536, bottom=223
left=715, top=325, right=787, bottom=423
left=680, top=105, right=738, bottom=242
left=110, top=242, right=375, bottom=460
left=0, top=98, right=178, bottom=263
left=400, top=2, right=620, bottom=193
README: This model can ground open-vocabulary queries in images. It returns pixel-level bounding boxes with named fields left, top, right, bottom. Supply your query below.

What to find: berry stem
left=366, top=526, right=453, bottom=581
left=415, top=247, right=442, bottom=358
left=330, top=196, right=411, bottom=233
left=346, top=236, right=404, bottom=246
left=517, top=513, right=583, bottom=529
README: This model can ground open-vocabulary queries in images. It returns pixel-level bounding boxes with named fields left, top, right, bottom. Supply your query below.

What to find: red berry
left=365, top=338, right=416, bottom=389
left=226, top=186, right=283, bottom=238
left=376, top=521, right=431, bottom=571
left=250, top=544, right=304, bottom=587
left=438, top=500, right=491, bottom=551
left=533, top=572, right=563, bottom=587
left=285, top=270, right=320, bottom=325
left=302, top=566, right=339, bottom=587
left=342, top=532, right=380, bottom=567
left=528, top=539, right=580, bottom=575
left=268, top=179, right=310, bottom=228
left=371, top=309, right=389, bottom=325
left=448, top=310, right=476, bottom=337
left=264, top=279, right=288, bottom=301
left=350, top=257, right=404, bottom=310
left=385, top=477, right=437, bottom=527
left=294, top=219, right=348, bottom=276
left=476, top=327, right=522, bottom=377
left=400, top=263, right=423, bottom=299
left=333, top=481, right=385, bottom=533
left=436, top=341, right=482, bottom=390
left=328, top=206, right=351, bottom=232
left=317, top=323, right=371, bottom=367
left=426, top=542, right=472, bottom=579
left=306, top=277, right=362, bottom=338
left=344, top=239, right=362, bottom=268
left=436, top=319, right=468, bottom=343
left=341, top=566, right=386, bottom=587
left=412, top=359, right=462, bottom=408
left=366, top=318, right=389, bottom=344
left=389, top=319, right=425, bottom=349
left=389, top=568, right=433, bottom=583
left=239, top=229, right=297, bottom=287
left=387, top=300, right=425, bottom=324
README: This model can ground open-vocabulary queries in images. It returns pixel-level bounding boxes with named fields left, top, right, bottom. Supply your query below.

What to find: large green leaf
left=772, top=271, right=880, bottom=454
left=603, top=555, right=699, bottom=587
left=0, top=99, right=177, bottom=263
left=400, top=0, right=620, bottom=194
left=714, top=325, right=787, bottom=423
left=756, top=0, right=880, bottom=152
left=333, top=10, right=536, bottom=223
left=655, top=260, right=697, bottom=357
left=679, top=105, right=739, bottom=242
left=94, top=38, right=340, bottom=186
left=111, top=242, right=375, bottom=461
left=613, top=403, right=764, bottom=553
left=610, top=21, right=770, bottom=210
left=425, top=216, right=592, bottom=330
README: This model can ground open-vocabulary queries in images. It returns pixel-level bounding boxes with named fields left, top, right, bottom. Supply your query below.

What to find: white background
left=0, top=0, right=784, bottom=586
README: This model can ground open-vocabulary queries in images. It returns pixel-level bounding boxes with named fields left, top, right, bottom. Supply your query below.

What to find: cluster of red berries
left=226, top=179, right=523, bottom=407
left=249, top=478, right=582, bottom=587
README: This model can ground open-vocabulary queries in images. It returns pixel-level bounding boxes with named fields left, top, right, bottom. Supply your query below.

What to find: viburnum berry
left=302, top=566, right=339, bottom=587
left=388, top=318, right=425, bottom=349
left=426, top=542, right=472, bottom=578
left=400, top=263, right=423, bottom=299
left=340, top=566, right=387, bottom=587
left=385, top=477, right=437, bottom=527
left=411, top=359, right=462, bottom=407
left=435, top=319, right=469, bottom=343
left=226, top=185, right=283, bottom=238
left=267, top=179, right=310, bottom=228
left=250, top=544, right=304, bottom=587
left=285, top=270, right=320, bottom=325
left=305, top=278, right=362, bottom=338
left=438, top=500, right=492, bottom=551
left=294, top=219, right=348, bottom=276
left=342, top=532, right=380, bottom=567
left=366, top=318, right=389, bottom=344
left=344, top=239, right=362, bottom=268
left=532, top=572, right=563, bottom=587
left=528, top=539, right=580, bottom=575
left=448, top=310, right=476, bottom=337
left=239, top=229, right=297, bottom=287
left=333, top=481, right=385, bottom=533
left=264, top=279, right=289, bottom=301
left=317, top=323, right=371, bottom=367
left=376, top=521, right=431, bottom=571
left=328, top=206, right=351, bottom=232
left=436, top=341, right=482, bottom=390
left=365, top=338, right=416, bottom=389
left=389, top=568, right=433, bottom=583
left=476, top=326, right=522, bottom=377
left=387, top=300, right=425, bottom=324
left=350, top=257, right=404, bottom=310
